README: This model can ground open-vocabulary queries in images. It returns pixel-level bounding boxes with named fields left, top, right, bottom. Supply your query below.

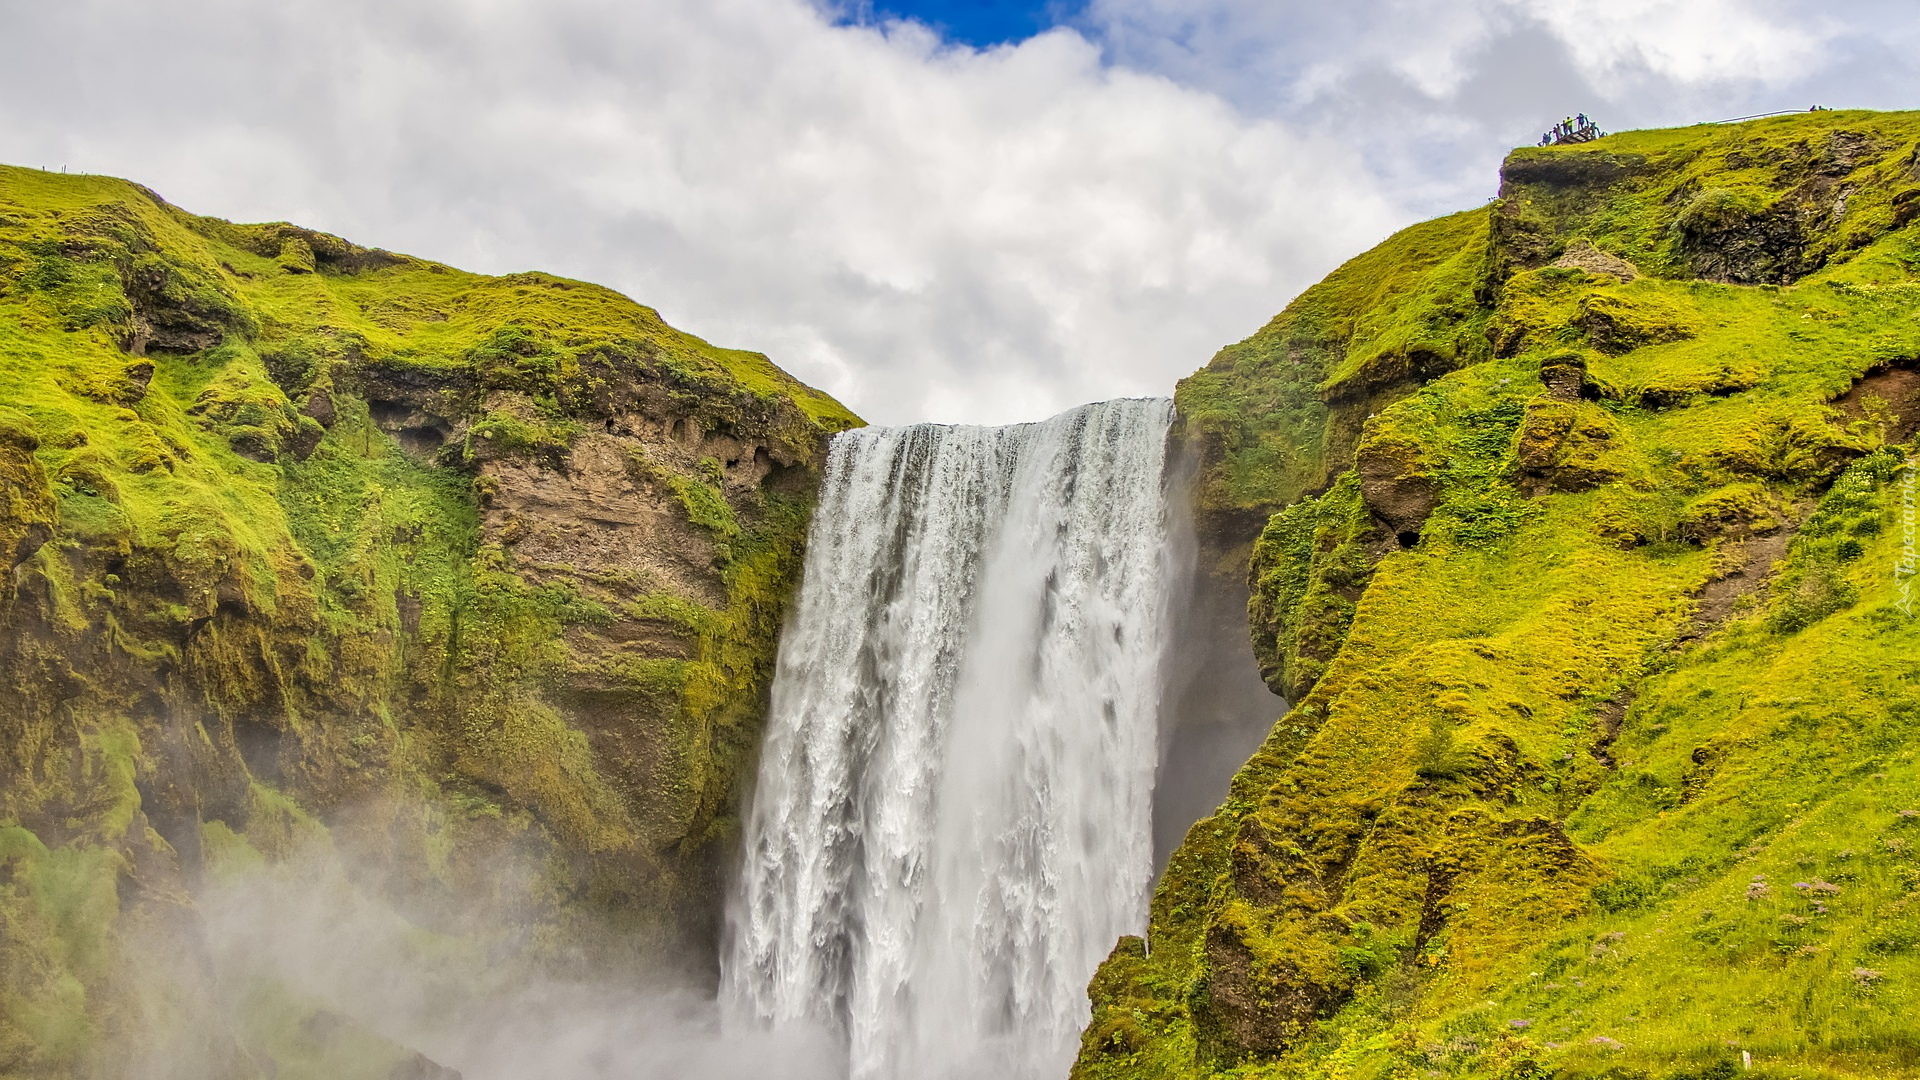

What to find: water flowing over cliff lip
left=724, top=398, right=1177, bottom=1079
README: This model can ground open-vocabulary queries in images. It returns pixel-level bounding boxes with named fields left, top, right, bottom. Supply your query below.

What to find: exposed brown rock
left=1893, top=188, right=1920, bottom=229
left=1677, top=483, right=1784, bottom=545
left=119, top=358, right=156, bottom=404
left=1356, top=435, right=1438, bottom=545
left=1539, top=354, right=1589, bottom=402
left=1549, top=240, right=1639, bottom=281
left=0, top=416, right=55, bottom=569
left=1832, top=359, right=1920, bottom=443
left=1574, top=293, right=1696, bottom=356
left=1198, top=920, right=1338, bottom=1059
left=1513, top=399, right=1625, bottom=496
left=301, top=385, right=337, bottom=428
left=119, top=261, right=238, bottom=355
left=1684, top=529, right=1794, bottom=640
left=481, top=433, right=727, bottom=608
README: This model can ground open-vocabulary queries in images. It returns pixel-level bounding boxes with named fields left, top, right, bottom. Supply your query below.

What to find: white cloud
left=1083, top=0, right=1841, bottom=102
left=0, top=0, right=1399, bottom=425
left=1, top=0, right=1911, bottom=424
left=1504, top=0, right=1832, bottom=88
left=1079, top=0, right=1911, bottom=213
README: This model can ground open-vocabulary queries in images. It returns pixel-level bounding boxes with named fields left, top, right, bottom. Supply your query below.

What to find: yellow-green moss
left=0, top=161, right=860, bottom=1071
left=1247, top=473, right=1377, bottom=700
left=1176, top=208, right=1494, bottom=524
left=1083, top=110, right=1920, bottom=1080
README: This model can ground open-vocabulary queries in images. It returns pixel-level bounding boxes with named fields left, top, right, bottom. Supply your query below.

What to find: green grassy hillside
left=0, top=164, right=857, bottom=1076
left=1081, top=110, right=1920, bottom=1080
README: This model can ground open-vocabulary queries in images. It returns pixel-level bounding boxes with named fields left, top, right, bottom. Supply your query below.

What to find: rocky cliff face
left=1080, top=110, right=1920, bottom=1079
left=0, top=165, right=857, bottom=1076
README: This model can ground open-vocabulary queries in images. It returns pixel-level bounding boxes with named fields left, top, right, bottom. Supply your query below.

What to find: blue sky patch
left=845, top=0, right=1082, bottom=48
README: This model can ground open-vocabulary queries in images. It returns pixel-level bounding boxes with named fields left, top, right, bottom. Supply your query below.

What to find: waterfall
left=723, top=397, right=1176, bottom=1080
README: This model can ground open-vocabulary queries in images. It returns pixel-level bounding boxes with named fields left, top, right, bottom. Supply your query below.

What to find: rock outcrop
left=0, top=164, right=857, bottom=1076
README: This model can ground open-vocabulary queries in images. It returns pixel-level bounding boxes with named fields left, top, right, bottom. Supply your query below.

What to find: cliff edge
left=0, top=164, right=857, bottom=1076
left=1082, top=109, right=1920, bottom=1079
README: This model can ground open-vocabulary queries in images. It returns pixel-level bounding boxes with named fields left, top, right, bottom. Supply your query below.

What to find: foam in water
left=723, top=398, right=1176, bottom=1080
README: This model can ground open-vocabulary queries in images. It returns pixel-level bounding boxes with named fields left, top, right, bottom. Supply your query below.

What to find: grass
left=0, top=161, right=859, bottom=1074
left=1175, top=208, right=1493, bottom=524
left=1080, top=109, right=1920, bottom=1080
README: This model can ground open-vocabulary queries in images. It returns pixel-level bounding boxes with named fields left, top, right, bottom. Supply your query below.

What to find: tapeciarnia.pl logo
left=1899, top=460, right=1917, bottom=616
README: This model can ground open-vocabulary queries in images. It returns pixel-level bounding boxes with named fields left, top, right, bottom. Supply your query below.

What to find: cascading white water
left=723, top=397, right=1176, bottom=1080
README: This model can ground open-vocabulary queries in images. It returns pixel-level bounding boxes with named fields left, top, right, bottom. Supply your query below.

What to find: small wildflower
left=1511, top=1019, right=1532, bottom=1030
left=1590, top=1036, right=1625, bottom=1050
left=1745, top=878, right=1771, bottom=901
left=1851, top=966, right=1882, bottom=985
left=1544, top=1042, right=1563, bottom=1050
left=1809, top=880, right=1841, bottom=895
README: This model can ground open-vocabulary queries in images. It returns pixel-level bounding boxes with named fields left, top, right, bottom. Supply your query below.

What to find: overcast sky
left=2, top=0, right=1914, bottom=424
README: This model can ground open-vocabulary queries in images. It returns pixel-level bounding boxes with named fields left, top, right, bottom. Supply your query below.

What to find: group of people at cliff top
left=1539, top=113, right=1599, bottom=146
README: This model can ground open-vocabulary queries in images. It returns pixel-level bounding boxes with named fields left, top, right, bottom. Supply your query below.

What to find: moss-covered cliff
left=0, top=164, right=858, bottom=1076
left=1081, top=110, right=1920, bottom=1079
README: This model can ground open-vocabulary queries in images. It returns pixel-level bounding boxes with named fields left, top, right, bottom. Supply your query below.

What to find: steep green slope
left=1081, top=110, right=1920, bottom=1080
left=0, top=164, right=857, bottom=1076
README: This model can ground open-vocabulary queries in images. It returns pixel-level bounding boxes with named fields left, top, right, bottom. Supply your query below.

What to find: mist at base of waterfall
left=115, top=398, right=1279, bottom=1080
left=106, top=838, right=842, bottom=1080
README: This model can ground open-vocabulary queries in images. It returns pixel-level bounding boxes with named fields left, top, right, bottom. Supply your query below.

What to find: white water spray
left=723, top=398, right=1175, bottom=1080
